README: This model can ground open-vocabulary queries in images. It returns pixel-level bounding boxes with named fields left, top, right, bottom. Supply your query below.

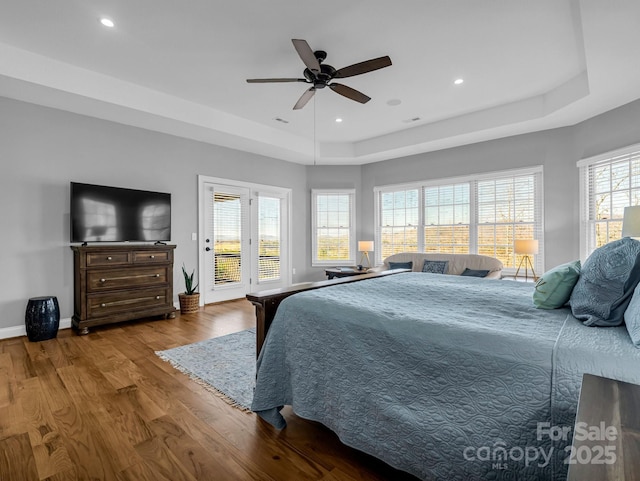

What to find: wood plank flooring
left=0, top=300, right=420, bottom=481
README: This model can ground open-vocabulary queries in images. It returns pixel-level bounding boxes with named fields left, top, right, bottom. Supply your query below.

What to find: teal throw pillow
left=533, top=260, right=581, bottom=309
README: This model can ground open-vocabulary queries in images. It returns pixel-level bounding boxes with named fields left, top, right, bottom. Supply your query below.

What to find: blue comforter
left=251, top=273, right=640, bottom=481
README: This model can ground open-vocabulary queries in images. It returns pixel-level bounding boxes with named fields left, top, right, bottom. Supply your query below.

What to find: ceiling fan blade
left=334, top=56, right=392, bottom=79
left=293, top=87, right=316, bottom=110
left=292, top=39, right=320, bottom=73
left=329, top=83, right=371, bottom=104
left=246, top=78, right=307, bottom=83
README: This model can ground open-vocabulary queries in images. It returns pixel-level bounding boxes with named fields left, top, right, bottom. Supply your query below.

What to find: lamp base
left=514, top=255, right=537, bottom=281
left=358, top=251, right=371, bottom=269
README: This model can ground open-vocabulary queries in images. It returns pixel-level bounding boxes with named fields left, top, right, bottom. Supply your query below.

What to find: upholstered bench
left=370, top=252, right=503, bottom=279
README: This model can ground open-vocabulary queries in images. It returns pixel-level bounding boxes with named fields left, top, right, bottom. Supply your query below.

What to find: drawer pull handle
left=95, top=273, right=164, bottom=283
left=150, top=255, right=155, bottom=259
left=107, top=256, right=112, bottom=261
left=95, top=295, right=162, bottom=309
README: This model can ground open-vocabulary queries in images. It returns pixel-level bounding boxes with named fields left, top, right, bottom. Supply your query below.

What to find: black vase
left=25, top=296, right=60, bottom=342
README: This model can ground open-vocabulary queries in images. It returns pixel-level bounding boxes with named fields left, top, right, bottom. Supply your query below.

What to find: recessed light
left=99, top=17, right=115, bottom=28
left=387, top=99, right=402, bottom=106
left=335, top=118, right=343, bottom=123
left=454, top=78, right=464, bottom=85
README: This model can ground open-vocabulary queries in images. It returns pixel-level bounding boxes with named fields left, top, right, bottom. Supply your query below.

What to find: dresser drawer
left=87, top=288, right=170, bottom=318
left=87, top=266, right=169, bottom=292
left=86, top=252, right=131, bottom=266
left=133, top=250, right=171, bottom=264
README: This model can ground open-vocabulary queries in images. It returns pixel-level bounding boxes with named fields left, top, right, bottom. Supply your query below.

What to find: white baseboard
left=0, top=317, right=73, bottom=340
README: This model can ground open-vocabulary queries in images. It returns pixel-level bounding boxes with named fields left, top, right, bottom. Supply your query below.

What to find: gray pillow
left=422, top=260, right=449, bottom=274
left=570, top=237, right=640, bottom=326
left=624, top=283, right=640, bottom=347
left=389, top=261, right=413, bottom=270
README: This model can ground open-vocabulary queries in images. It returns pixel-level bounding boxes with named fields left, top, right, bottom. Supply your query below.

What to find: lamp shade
left=622, top=206, right=640, bottom=237
left=358, top=240, right=374, bottom=252
left=515, top=239, right=539, bottom=255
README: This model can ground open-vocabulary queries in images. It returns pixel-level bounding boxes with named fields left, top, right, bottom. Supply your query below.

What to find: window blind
left=578, top=144, right=640, bottom=257
left=424, top=183, right=470, bottom=254
left=257, top=195, right=281, bottom=281
left=379, top=189, right=419, bottom=259
left=312, top=189, right=356, bottom=265
left=212, top=190, right=247, bottom=286
left=374, top=167, right=543, bottom=272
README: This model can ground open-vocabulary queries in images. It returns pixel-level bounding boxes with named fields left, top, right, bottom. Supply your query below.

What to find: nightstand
left=325, top=267, right=370, bottom=280
left=567, top=374, right=640, bottom=480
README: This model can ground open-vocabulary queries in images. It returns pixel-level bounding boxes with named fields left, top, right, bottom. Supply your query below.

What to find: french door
left=199, top=177, right=291, bottom=304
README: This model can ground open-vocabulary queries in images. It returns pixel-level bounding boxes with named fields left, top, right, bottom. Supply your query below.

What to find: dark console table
left=324, top=267, right=371, bottom=279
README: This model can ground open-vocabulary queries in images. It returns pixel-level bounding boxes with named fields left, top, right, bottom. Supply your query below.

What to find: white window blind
left=375, top=167, right=543, bottom=273
left=312, top=189, right=356, bottom=266
left=424, top=183, right=470, bottom=254
left=212, top=190, right=248, bottom=286
left=578, top=144, right=640, bottom=258
left=257, top=195, right=281, bottom=281
left=379, top=189, right=419, bottom=259
left=476, top=173, right=542, bottom=270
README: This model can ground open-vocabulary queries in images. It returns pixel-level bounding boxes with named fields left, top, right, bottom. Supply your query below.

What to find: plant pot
left=179, top=293, right=200, bottom=314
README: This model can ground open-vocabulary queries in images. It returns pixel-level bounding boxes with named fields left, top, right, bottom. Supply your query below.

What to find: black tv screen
left=70, top=182, right=171, bottom=243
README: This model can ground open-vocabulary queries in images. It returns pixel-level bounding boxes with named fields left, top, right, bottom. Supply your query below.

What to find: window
left=257, top=195, right=281, bottom=282
left=424, top=183, right=470, bottom=254
left=476, top=174, right=538, bottom=268
left=312, top=189, right=356, bottom=266
left=375, top=167, right=543, bottom=273
left=579, top=143, right=640, bottom=258
left=379, top=189, right=419, bottom=258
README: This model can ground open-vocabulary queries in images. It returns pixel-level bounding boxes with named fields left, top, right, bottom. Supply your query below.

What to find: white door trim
left=197, top=175, right=292, bottom=304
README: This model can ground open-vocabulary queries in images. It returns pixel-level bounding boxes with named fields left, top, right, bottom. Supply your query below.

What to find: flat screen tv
left=70, top=182, right=171, bottom=243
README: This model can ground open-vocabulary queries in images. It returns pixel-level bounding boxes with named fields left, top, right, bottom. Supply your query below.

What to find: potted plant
left=178, top=264, right=200, bottom=314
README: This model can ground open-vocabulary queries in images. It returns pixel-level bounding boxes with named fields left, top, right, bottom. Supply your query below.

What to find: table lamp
left=622, top=206, right=640, bottom=238
left=358, top=241, right=374, bottom=269
left=514, top=239, right=538, bottom=281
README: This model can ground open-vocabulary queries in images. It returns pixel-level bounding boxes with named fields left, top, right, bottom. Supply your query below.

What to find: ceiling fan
left=246, top=39, right=392, bottom=110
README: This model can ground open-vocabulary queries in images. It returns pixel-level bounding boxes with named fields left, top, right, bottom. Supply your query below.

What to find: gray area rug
left=155, top=328, right=255, bottom=411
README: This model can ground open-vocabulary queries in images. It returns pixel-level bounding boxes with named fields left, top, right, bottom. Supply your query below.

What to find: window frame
left=374, top=166, right=544, bottom=274
left=578, top=142, right=640, bottom=260
left=311, top=188, right=356, bottom=267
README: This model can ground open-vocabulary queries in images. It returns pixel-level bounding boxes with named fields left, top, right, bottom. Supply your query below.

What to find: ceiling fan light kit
left=247, top=39, right=392, bottom=110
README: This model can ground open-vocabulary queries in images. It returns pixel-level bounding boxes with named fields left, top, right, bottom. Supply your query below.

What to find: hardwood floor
left=0, top=300, right=420, bottom=481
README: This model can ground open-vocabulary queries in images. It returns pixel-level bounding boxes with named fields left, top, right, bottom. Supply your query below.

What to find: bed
left=251, top=272, right=640, bottom=481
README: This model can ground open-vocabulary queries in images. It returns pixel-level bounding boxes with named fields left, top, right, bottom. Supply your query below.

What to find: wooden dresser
left=71, top=244, right=176, bottom=334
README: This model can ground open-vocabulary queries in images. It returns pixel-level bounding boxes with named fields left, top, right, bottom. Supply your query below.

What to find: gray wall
left=2, top=94, right=640, bottom=330
left=0, top=96, right=307, bottom=329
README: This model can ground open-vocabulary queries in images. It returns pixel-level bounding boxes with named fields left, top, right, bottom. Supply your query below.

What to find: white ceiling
left=0, top=0, right=639, bottom=165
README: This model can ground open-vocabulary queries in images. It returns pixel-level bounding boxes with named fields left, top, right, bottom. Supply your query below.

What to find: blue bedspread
left=251, top=273, right=640, bottom=481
